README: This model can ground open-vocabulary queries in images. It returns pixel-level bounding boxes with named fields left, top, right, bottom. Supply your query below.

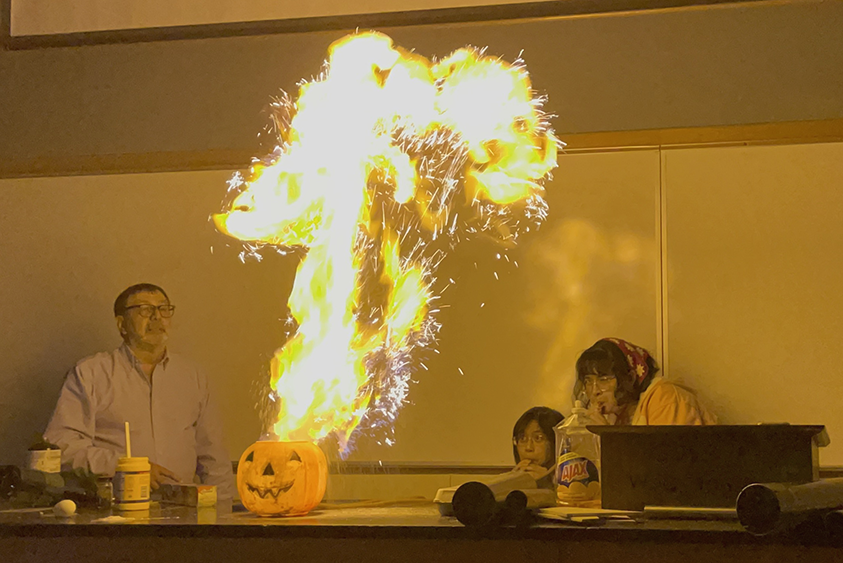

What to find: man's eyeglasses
left=514, top=433, right=548, bottom=447
left=123, top=304, right=176, bottom=318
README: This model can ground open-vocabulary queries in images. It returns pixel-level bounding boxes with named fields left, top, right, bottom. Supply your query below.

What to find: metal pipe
left=736, top=478, right=843, bottom=535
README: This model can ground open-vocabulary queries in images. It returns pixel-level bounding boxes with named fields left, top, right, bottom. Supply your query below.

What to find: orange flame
left=214, top=31, right=558, bottom=453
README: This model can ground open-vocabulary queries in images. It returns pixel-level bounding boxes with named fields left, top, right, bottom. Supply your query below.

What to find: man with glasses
left=44, top=283, right=234, bottom=499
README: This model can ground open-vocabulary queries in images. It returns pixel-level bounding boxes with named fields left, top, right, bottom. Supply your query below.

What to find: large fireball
left=214, top=31, right=558, bottom=454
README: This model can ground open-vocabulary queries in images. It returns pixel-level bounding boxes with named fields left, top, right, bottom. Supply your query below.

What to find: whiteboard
left=0, top=149, right=660, bottom=466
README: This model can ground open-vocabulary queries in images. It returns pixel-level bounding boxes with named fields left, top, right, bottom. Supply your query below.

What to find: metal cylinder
left=736, top=478, right=843, bottom=535
left=451, top=471, right=551, bottom=527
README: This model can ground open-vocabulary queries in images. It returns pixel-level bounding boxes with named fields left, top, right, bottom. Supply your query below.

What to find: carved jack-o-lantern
left=237, top=441, right=328, bottom=517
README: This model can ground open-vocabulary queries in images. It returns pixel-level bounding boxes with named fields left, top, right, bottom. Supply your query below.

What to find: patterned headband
left=599, top=338, right=652, bottom=385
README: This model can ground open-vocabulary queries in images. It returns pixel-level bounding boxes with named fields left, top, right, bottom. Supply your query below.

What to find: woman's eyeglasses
left=514, top=433, right=548, bottom=446
left=583, top=375, right=616, bottom=391
left=123, top=304, right=176, bottom=318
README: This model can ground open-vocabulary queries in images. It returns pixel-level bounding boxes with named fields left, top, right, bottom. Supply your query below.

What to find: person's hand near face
left=514, top=459, right=552, bottom=480
left=513, top=420, right=553, bottom=479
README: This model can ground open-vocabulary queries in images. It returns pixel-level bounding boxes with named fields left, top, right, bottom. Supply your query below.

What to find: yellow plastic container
left=113, top=456, right=151, bottom=510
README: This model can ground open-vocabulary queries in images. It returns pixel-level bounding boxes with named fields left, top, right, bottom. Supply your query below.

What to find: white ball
left=53, top=499, right=76, bottom=517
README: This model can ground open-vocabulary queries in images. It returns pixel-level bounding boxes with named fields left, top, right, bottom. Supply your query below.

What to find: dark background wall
left=2, top=0, right=842, bottom=166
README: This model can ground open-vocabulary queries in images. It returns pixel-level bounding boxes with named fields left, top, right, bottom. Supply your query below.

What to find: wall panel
left=664, top=142, right=843, bottom=464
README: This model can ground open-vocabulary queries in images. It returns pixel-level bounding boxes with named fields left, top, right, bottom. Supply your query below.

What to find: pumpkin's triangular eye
left=244, top=451, right=254, bottom=463
left=290, top=451, right=302, bottom=463
left=262, top=463, right=275, bottom=476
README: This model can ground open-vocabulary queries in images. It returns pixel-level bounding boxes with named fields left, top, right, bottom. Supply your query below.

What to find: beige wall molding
left=330, top=463, right=509, bottom=475
left=3, top=119, right=841, bottom=180
left=326, top=462, right=843, bottom=476
left=561, top=118, right=843, bottom=153
left=0, top=149, right=254, bottom=179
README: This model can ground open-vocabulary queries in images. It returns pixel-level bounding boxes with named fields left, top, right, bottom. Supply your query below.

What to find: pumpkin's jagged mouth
left=247, top=480, right=295, bottom=499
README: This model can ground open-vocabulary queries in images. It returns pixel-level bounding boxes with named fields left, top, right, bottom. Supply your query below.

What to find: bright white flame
left=214, top=31, right=558, bottom=454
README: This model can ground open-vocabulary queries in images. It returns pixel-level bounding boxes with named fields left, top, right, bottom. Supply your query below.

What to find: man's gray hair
left=113, top=283, right=169, bottom=316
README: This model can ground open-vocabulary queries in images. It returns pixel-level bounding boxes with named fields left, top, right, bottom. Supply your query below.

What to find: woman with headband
left=574, top=338, right=717, bottom=426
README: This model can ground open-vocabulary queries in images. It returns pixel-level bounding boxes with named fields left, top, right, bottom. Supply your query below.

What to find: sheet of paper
left=538, top=506, right=640, bottom=521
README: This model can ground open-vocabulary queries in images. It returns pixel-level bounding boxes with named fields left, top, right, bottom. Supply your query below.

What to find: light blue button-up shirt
left=44, top=344, right=234, bottom=499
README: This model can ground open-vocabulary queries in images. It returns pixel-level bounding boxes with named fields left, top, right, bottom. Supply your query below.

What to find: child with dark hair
left=432, top=406, right=564, bottom=515
left=511, top=406, right=564, bottom=487
left=575, top=338, right=716, bottom=426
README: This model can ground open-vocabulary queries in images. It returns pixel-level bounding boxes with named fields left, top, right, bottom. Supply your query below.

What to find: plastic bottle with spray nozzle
left=554, top=400, right=601, bottom=507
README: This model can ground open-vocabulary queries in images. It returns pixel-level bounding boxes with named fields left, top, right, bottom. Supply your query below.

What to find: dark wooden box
left=588, top=425, right=829, bottom=510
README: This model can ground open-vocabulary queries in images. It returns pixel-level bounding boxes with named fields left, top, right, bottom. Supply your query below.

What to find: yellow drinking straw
left=124, top=421, right=132, bottom=458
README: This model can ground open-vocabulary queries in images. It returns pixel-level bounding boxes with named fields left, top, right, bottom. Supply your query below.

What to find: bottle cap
left=116, top=456, right=151, bottom=472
